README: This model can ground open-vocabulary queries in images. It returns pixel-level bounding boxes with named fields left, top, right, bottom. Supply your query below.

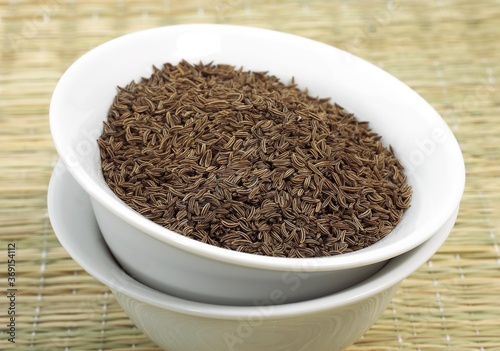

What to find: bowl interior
left=50, top=24, right=465, bottom=269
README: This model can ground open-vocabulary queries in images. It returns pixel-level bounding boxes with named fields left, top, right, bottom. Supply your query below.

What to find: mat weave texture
left=1, top=0, right=499, bottom=350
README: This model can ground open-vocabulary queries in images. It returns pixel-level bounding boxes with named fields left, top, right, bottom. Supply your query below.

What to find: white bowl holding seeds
left=50, top=24, right=465, bottom=305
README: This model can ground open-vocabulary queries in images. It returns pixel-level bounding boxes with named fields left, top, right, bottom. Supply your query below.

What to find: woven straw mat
left=1, top=0, right=499, bottom=350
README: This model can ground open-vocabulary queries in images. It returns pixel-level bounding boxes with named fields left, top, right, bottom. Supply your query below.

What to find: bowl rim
left=48, top=160, right=458, bottom=319
left=49, top=23, right=466, bottom=272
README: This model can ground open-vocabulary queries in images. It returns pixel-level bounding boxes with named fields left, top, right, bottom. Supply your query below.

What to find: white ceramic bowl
left=49, top=24, right=465, bottom=305
left=48, top=160, right=459, bottom=351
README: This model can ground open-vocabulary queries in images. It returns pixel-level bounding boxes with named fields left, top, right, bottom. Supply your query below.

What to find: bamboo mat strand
left=1, top=0, right=500, bottom=350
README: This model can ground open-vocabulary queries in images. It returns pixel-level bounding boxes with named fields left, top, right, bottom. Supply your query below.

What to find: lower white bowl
left=48, top=160, right=459, bottom=351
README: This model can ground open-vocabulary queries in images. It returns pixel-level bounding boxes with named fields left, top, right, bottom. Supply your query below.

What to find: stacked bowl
left=48, top=25, right=465, bottom=351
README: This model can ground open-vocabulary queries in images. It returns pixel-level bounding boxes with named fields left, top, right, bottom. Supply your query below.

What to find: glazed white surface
left=48, top=160, right=458, bottom=350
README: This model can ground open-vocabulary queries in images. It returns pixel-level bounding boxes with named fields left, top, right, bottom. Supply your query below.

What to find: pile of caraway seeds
left=98, top=60, right=412, bottom=258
